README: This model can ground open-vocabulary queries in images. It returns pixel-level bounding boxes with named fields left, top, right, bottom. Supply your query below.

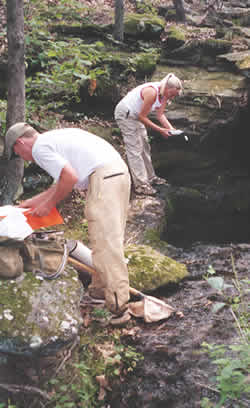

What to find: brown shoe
left=81, top=292, right=105, bottom=305
left=110, top=309, right=131, bottom=327
left=134, top=184, right=156, bottom=196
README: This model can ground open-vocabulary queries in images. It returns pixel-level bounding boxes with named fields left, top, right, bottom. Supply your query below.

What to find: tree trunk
left=173, top=0, right=186, bottom=22
left=114, top=0, right=124, bottom=42
left=0, top=0, right=25, bottom=206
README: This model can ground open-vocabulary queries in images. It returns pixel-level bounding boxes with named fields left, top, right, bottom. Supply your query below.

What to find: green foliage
left=46, top=329, right=143, bottom=408
left=202, top=341, right=250, bottom=407
left=23, top=0, right=109, bottom=113
left=105, top=343, right=144, bottom=379
left=135, top=0, right=158, bottom=15
left=205, top=257, right=250, bottom=334
left=91, top=307, right=111, bottom=320
left=48, top=362, right=99, bottom=408
left=24, top=0, right=88, bottom=24
left=26, top=38, right=107, bottom=106
left=201, top=259, right=250, bottom=407
left=0, top=100, right=7, bottom=133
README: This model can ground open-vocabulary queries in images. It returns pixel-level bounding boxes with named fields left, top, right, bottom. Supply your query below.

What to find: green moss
left=125, top=13, right=165, bottom=27
left=0, top=273, right=41, bottom=336
left=167, top=25, right=186, bottom=42
left=56, top=218, right=89, bottom=243
left=202, top=38, right=232, bottom=55
left=124, top=13, right=165, bottom=36
left=166, top=9, right=176, bottom=19
left=0, top=266, right=82, bottom=342
left=125, top=244, right=188, bottom=292
left=144, top=228, right=162, bottom=245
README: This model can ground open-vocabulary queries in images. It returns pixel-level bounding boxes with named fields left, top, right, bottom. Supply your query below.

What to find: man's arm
left=19, top=163, right=78, bottom=216
left=19, top=185, right=57, bottom=209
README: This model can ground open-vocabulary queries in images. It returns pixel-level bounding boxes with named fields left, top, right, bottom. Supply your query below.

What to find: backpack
left=0, top=232, right=68, bottom=280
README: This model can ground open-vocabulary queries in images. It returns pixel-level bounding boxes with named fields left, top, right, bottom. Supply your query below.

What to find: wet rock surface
left=113, top=192, right=250, bottom=408
left=108, top=241, right=249, bottom=408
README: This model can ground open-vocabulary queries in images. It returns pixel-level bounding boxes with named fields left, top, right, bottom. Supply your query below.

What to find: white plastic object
left=66, top=239, right=93, bottom=267
left=168, top=129, right=184, bottom=136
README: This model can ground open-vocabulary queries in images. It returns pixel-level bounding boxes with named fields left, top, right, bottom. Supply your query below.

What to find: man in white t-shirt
left=5, top=123, right=131, bottom=326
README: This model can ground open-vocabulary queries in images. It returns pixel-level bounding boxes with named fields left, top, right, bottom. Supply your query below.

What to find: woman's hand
left=159, top=127, right=175, bottom=139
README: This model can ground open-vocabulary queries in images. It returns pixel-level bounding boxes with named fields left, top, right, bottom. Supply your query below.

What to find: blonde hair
left=160, top=73, right=183, bottom=96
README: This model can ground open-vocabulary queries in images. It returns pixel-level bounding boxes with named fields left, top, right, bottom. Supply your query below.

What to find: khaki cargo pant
left=115, top=101, right=156, bottom=188
left=84, top=160, right=131, bottom=314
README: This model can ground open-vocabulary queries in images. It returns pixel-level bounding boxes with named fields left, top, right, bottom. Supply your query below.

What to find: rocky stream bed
left=102, top=191, right=250, bottom=408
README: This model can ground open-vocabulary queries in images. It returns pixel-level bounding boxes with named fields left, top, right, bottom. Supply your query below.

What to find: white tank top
left=120, top=82, right=162, bottom=118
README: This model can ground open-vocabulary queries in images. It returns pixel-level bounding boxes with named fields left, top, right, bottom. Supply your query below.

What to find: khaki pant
left=85, top=160, right=131, bottom=314
left=115, top=102, right=156, bottom=188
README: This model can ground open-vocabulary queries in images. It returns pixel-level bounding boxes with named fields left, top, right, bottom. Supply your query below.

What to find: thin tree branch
left=0, top=383, right=50, bottom=400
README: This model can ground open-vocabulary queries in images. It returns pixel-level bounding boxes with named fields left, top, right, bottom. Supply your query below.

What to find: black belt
left=104, top=172, right=124, bottom=180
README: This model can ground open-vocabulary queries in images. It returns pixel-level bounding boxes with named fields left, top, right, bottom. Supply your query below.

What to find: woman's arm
left=138, top=88, right=173, bottom=139
left=156, top=98, right=175, bottom=131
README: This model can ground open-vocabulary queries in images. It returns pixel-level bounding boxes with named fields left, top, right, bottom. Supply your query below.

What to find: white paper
left=0, top=205, right=33, bottom=240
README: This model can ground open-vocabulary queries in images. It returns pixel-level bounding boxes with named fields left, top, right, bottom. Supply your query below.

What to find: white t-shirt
left=32, top=128, right=122, bottom=190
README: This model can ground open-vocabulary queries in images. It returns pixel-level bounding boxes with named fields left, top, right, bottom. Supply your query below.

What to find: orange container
left=24, top=207, right=64, bottom=230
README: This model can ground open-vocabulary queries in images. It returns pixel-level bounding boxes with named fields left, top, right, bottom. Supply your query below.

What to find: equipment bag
left=0, top=233, right=68, bottom=280
left=0, top=237, right=24, bottom=279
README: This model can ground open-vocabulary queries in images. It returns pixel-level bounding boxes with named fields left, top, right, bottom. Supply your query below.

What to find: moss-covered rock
left=125, top=244, right=188, bottom=292
left=0, top=265, right=83, bottom=357
left=164, top=25, right=186, bottom=51
left=124, top=13, right=165, bottom=40
left=201, top=38, right=232, bottom=57
left=163, top=38, right=232, bottom=66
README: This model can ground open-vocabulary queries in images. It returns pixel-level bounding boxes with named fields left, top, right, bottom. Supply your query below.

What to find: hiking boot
left=134, top=184, right=156, bottom=196
left=110, top=309, right=131, bottom=327
left=81, top=290, right=105, bottom=305
left=150, top=176, right=167, bottom=186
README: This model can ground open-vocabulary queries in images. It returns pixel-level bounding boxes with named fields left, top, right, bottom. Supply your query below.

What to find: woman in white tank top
left=114, top=73, right=183, bottom=196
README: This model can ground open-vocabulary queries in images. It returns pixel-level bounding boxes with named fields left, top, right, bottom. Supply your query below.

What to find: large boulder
left=124, top=13, right=165, bottom=40
left=0, top=263, right=83, bottom=377
left=126, top=244, right=188, bottom=292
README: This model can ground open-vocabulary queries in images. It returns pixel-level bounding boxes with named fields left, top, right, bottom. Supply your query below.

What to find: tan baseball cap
left=5, top=122, right=34, bottom=159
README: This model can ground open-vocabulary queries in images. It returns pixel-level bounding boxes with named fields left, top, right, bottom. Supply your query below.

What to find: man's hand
left=18, top=198, right=38, bottom=209
left=29, top=201, right=54, bottom=217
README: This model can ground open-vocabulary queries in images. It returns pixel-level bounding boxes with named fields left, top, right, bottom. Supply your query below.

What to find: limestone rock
left=125, top=244, right=188, bottom=292
left=0, top=265, right=83, bottom=357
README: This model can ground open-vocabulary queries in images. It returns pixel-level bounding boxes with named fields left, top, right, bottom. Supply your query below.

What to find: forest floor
left=1, top=1, right=249, bottom=407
